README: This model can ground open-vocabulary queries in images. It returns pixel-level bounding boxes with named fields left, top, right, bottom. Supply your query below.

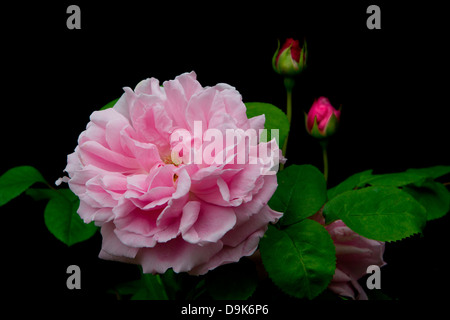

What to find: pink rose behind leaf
left=325, top=220, right=386, bottom=300
left=64, top=72, right=282, bottom=275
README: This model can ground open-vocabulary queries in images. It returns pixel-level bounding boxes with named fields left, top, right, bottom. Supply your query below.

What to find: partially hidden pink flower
left=305, top=97, right=341, bottom=138
left=325, top=220, right=386, bottom=300
left=63, top=72, right=282, bottom=275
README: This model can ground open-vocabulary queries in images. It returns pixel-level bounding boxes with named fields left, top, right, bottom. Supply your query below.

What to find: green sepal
left=308, top=116, right=326, bottom=139
left=298, top=38, right=307, bottom=72
left=272, top=39, right=281, bottom=73
left=324, top=111, right=339, bottom=137
left=277, top=45, right=297, bottom=75
left=302, top=38, right=308, bottom=65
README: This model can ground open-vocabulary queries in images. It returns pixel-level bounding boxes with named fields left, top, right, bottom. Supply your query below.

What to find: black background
left=1, top=0, right=449, bottom=308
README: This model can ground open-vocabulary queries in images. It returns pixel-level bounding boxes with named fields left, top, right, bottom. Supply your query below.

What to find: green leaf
left=365, top=166, right=450, bottom=188
left=100, top=98, right=119, bottom=110
left=406, top=165, right=450, bottom=180
left=111, top=270, right=174, bottom=300
left=327, top=169, right=373, bottom=200
left=365, top=172, right=429, bottom=188
left=131, top=273, right=169, bottom=300
left=0, top=166, right=47, bottom=206
left=403, top=181, right=450, bottom=221
left=245, top=102, right=290, bottom=148
left=269, top=164, right=327, bottom=226
left=44, top=189, right=97, bottom=246
left=25, top=188, right=58, bottom=201
left=110, top=279, right=143, bottom=297
left=186, top=278, right=207, bottom=300
left=323, top=186, right=426, bottom=242
left=259, top=220, right=336, bottom=300
left=159, top=268, right=183, bottom=300
left=205, top=258, right=258, bottom=300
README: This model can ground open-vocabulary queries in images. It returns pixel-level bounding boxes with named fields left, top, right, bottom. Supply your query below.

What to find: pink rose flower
left=325, top=220, right=386, bottom=300
left=64, top=72, right=282, bottom=275
left=305, top=97, right=340, bottom=138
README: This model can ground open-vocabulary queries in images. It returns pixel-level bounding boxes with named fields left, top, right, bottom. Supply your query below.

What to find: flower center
left=161, top=149, right=183, bottom=167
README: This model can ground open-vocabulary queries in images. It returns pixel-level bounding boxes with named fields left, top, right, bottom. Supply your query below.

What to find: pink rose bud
left=272, top=38, right=307, bottom=76
left=305, top=97, right=341, bottom=138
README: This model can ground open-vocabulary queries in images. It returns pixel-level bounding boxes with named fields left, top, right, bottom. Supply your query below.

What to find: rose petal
left=99, top=222, right=139, bottom=259
left=137, top=236, right=223, bottom=274
left=182, top=203, right=237, bottom=245
left=189, top=228, right=266, bottom=275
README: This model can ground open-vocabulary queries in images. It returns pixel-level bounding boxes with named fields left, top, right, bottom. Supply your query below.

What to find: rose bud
left=272, top=38, right=307, bottom=76
left=305, top=97, right=341, bottom=139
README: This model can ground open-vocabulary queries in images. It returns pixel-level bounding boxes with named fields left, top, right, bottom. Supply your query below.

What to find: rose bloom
left=326, top=220, right=386, bottom=300
left=63, top=72, right=282, bottom=275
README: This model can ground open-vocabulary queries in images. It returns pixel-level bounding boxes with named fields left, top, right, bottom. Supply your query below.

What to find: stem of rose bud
left=320, top=140, right=329, bottom=183
left=286, top=89, right=293, bottom=124
left=281, top=90, right=292, bottom=157
left=281, top=78, right=294, bottom=171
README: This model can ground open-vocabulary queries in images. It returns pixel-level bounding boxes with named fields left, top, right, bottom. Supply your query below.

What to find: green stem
left=320, top=140, right=329, bottom=183
left=285, top=88, right=293, bottom=124
left=281, top=90, right=292, bottom=156
left=281, top=77, right=294, bottom=170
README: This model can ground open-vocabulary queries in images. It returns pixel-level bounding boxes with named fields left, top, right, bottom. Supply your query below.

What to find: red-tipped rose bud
left=272, top=38, right=307, bottom=76
left=305, top=97, right=341, bottom=139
